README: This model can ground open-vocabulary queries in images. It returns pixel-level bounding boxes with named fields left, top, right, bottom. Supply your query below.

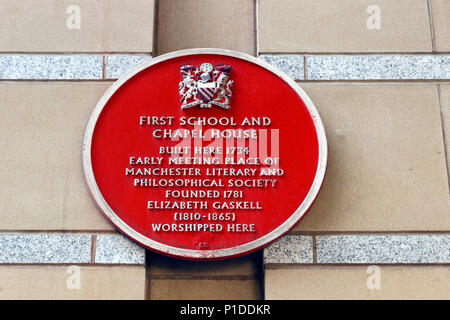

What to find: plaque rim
left=83, top=48, right=328, bottom=260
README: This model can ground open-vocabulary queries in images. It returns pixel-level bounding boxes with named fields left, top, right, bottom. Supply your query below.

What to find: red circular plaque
left=83, top=49, right=327, bottom=260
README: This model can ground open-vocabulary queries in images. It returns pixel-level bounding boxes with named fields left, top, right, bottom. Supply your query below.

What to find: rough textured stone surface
left=294, top=85, right=450, bottom=232
left=0, top=234, right=91, bottom=264
left=150, top=279, right=261, bottom=300
left=0, top=55, right=102, bottom=80
left=149, top=251, right=261, bottom=276
left=0, top=83, right=113, bottom=230
left=258, top=0, right=432, bottom=53
left=265, top=267, right=450, bottom=300
left=0, top=266, right=146, bottom=299
left=0, top=0, right=154, bottom=52
left=439, top=85, right=450, bottom=174
left=158, top=0, right=255, bottom=55
left=431, top=0, right=450, bottom=52
left=316, top=234, right=450, bottom=264
left=307, top=55, right=450, bottom=80
left=259, top=55, right=304, bottom=80
left=95, top=234, right=145, bottom=265
left=264, top=235, right=313, bottom=264
left=106, top=55, right=152, bottom=79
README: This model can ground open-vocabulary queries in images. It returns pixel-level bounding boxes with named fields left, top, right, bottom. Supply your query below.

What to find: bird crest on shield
left=179, top=62, right=234, bottom=110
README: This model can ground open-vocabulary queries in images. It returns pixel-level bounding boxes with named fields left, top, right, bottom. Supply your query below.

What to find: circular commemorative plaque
left=83, top=49, right=327, bottom=260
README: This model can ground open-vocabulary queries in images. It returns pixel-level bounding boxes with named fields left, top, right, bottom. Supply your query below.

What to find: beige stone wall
left=0, top=0, right=155, bottom=300
left=259, top=0, right=450, bottom=300
left=0, top=0, right=448, bottom=300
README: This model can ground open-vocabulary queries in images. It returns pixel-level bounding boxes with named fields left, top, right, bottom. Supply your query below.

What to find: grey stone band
left=259, top=55, right=305, bottom=80
left=106, top=55, right=152, bottom=79
left=95, top=234, right=145, bottom=264
left=1, top=232, right=448, bottom=265
left=316, top=234, right=450, bottom=264
left=264, top=235, right=313, bottom=264
left=264, top=234, right=450, bottom=264
left=0, top=233, right=145, bottom=265
left=1, top=54, right=448, bottom=81
left=260, top=54, right=450, bottom=81
left=0, top=54, right=152, bottom=80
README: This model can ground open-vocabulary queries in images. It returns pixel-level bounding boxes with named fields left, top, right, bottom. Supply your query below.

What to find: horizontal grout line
left=1, top=51, right=449, bottom=56
left=0, top=80, right=449, bottom=85
left=288, top=231, right=450, bottom=236
left=259, top=52, right=450, bottom=55
left=2, top=80, right=450, bottom=84
left=0, top=52, right=153, bottom=55
left=148, top=275, right=261, bottom=281
left=296, top=80, right=450, bottom=84
left=264, top=263, right=450, bottom=269
left=0, top=230, right=119, bottom=234
left=1, top=230, right=448, bottom=236
left=0, top=80, right=115, bottom=83
left=1, top=230, right=448, bottom=235
left=0, top=263, right=145, bottom=267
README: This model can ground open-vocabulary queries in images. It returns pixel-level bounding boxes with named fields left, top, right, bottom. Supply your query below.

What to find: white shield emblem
left=197, top=81, right=216, bottom=103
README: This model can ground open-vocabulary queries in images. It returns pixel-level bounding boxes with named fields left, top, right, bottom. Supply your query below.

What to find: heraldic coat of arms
left=179, top=63, right=233, bottom=110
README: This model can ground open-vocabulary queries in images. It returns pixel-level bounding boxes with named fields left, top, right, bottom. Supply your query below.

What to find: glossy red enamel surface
left=88, top=52, right=323, bottom=260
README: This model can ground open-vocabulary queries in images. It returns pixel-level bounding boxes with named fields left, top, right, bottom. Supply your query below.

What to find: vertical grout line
left=437, top=84, right=450, bottom=193
left=254, top=0, right=259, bottom=57
left=153, top=0, right=159, bottom=57
left=312, top=235, right=317, bottom=263
left=260, top=249, right=266, bottom=300
left=91, top=235, right=97, bottom=264
left=304, top=56, right=308, bottom=80
left=102, top=56, right=107, bottom=80
left=427, top=0, right=437, bottom=52
left=144, top=250, right=152, bottom=300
